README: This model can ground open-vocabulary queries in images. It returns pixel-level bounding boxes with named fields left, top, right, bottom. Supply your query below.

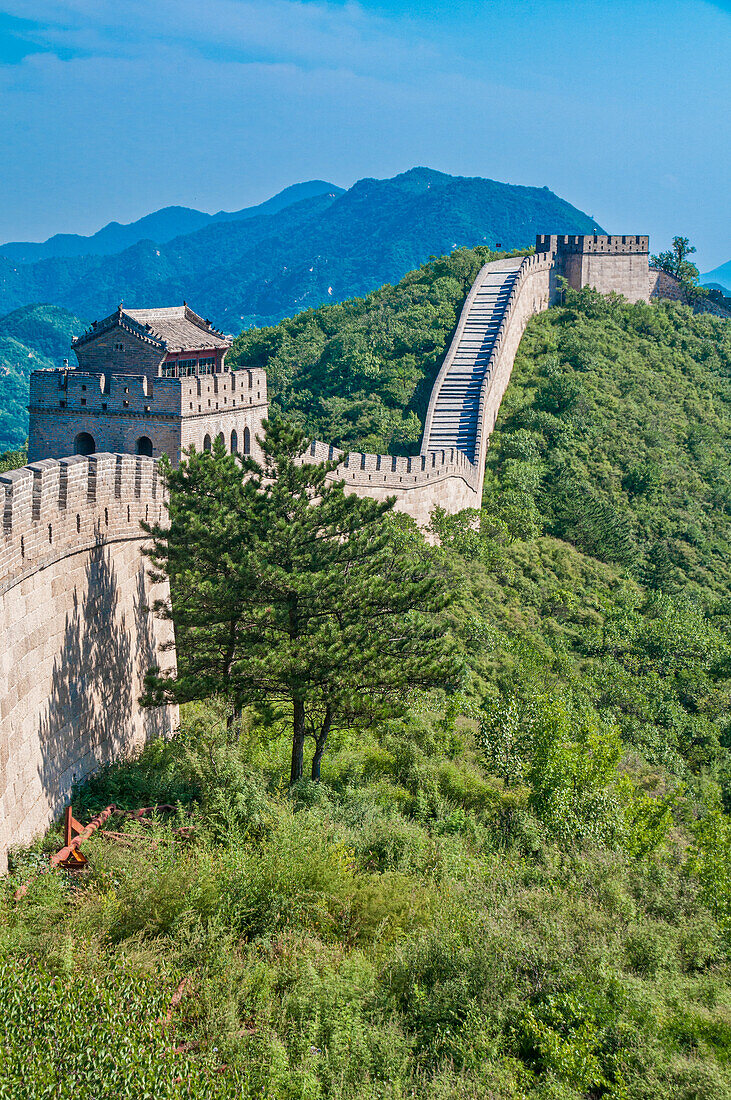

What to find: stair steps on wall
left=423, top=260, right=523, bottom=460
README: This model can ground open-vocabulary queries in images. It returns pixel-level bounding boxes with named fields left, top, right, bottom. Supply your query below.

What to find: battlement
left=0, top=451, right=177, bottom=872
left=30, top=367, right=267, bottom=419
left=306, top=440, right=480, bottom=491
left=28, top=366, right=269, bottom=466
left=535, top=234, right=649, bottom=255
left=0, top=453, right=165, bottom=588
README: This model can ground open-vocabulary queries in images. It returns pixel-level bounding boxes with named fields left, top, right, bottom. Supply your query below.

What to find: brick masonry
left=28, top=368, right=268, bottom=466
left=3, top=233, right=685, bottom=871
left=0, top=454, right=178, bottom=872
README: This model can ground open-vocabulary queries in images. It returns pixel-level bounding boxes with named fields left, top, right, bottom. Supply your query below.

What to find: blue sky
left=0, top=0, right=729, bottom=268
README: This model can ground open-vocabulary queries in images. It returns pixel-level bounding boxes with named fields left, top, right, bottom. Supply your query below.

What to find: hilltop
left=0, top=303, right=86, bottom=453
left=0, top=168, right=601, bottom=325
left=0, top=181, right=343, bottom=264
left=702, top=258, right=731, bottom=295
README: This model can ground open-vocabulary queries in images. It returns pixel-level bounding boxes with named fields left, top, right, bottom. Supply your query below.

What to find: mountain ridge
left=0, top=180, right=343, bottom=264
left=0, top=168, right=604, bottom=327
left=702, top=258, right=731, bottom=294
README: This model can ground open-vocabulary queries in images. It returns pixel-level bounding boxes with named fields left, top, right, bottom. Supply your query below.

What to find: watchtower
left=28, top=303, right=268, bottom=465
left=535, top=234, right=650, bottom=303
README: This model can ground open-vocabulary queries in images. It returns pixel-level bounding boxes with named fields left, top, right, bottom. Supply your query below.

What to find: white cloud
left=0, top=0, right=440, bottom=75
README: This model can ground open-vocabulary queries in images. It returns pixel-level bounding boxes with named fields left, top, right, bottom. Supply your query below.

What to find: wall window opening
left=74, top=431, right=95, bottom=456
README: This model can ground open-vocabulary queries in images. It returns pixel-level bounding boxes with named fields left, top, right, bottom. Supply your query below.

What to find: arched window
left=74, top=431, right=95, bottom=456
left=230, top=429, right=238, bottom=453
left=243, top=426, right=251, bottom=455
left=216, top=431, right=225, bottom=451
left=135, top=435, right=153, bottom=456
left=203, top=434, right=212, bottom=453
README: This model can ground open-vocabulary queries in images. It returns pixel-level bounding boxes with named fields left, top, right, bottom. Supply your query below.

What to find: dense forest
left=0, top=303, right=85, bottom=453
left=0, top=169, right=600, bottom=324
left=4, top=269, right=731, bottom=1097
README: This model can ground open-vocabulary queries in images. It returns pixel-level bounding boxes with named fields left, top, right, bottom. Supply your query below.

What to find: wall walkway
left=318, top=251, right=554, bottom=520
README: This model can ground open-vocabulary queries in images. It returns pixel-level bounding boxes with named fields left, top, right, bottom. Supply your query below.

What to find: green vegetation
left=0, top=168, right=600, bottom=324
left=0, top=303, right=85, bottom=453
left=651, top=236, right=702, bottom=294
left=0, top=446, right=27, bottom=473
left=4, top=282, right=731, bottom=1097
left=229, top=246, right=500, bottom=454
left=144, top=423, right=455, bottom=782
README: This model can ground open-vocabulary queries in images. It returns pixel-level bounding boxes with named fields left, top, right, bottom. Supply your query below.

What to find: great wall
left=0, top=235, right=699, bottom=867
left=0, top=454, right=178, bottom=869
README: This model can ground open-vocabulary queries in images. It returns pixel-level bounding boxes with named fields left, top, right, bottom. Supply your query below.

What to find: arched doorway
left=243, top=426, right=251, bottom=455
left=216, top=432, right=225, bottom=451
left=74, top=432, right=95, bottom=456
left=230, top=429, right=238, bottom=453
left=135, top=435, right=153, bottom=456
left=203, top=434, right=212, bottom=453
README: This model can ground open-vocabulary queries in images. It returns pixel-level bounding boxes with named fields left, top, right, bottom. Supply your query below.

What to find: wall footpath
left=472, top=254, right=552, bottom=486
left=311, top=253, right=553, bottom=522
left=0, top=454, right=178, bottom=872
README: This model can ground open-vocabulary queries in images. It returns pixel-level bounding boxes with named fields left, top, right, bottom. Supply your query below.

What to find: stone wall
left=28, top=368, right=268, bottom=466
left=0, top=453, right=178, bottom=872
left=536, top=234, right=651, bottom=304
left=649, top=268, right=686, bottom=303
left=473, top=253, right=553, bottom=478
left=307, top=441, right=481, bottom=527
left=73, top=320, right=166, bottom=379
left=179, top=369, right=268, bottom=463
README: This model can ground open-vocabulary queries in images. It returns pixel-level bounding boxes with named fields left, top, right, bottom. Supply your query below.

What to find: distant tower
left=28, top=303, right=268, bottom=465
left=535, top=234, right=651, bottom=304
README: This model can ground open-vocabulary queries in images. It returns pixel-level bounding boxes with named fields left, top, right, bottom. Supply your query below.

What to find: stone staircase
left=423, top=259, right=524, bottom=462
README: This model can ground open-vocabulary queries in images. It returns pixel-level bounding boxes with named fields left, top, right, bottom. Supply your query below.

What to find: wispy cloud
left=0, top=0, right=728, bottom=267
left=0, top=0, right=441, bottom=75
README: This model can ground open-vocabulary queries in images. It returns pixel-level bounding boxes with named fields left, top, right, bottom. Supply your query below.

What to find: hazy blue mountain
left=0, top=180, right=343, bottom=264
left=0, top=168, right=603, bottom=328
left=0, top=303, right=86, bottom=453
left=701, top=260, right=731, bottom=294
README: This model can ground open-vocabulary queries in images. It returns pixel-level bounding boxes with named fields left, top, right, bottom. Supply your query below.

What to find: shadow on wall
left=135, top=564, right=171, bottom=745
left=36, top=529, right=163, bottom=814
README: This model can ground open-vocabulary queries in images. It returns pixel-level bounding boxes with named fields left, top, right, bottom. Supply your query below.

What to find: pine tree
left=143, top=421, right=457, bottom=783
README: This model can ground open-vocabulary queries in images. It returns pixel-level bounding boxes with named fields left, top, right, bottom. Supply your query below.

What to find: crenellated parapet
left=28, top=367, right=268, bottom=467
left=302, top=440, right=481, bottom=525
left=0, top=454, right=166, bottom=591
left=536, top=234, right=649, bottom=255
left=307, top=439, right=479, bottom=488
left=0, top=453, right=177, bottom=871
left=30, top=367, right=266, bottom=418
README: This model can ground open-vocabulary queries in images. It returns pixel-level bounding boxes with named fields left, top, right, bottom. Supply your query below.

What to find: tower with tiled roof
left=28, top=303, right=268, bottom=465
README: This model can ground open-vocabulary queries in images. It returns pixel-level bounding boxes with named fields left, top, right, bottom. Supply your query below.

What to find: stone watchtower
left=535, top=234, right=651, bottom=304
left=28, top=303, right=268, bottom=465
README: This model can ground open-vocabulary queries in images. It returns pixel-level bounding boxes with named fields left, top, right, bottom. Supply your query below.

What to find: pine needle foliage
left=143, top=420, right=458, bottom=783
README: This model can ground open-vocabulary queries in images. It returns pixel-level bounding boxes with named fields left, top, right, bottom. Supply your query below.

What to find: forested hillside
left=0, top=168, right=600, bottom=325
left=5, top=277, right=731, bottom=1098
left=0, top=303, right=85, bottom=453
left=229, top=245, right=500, bottom=454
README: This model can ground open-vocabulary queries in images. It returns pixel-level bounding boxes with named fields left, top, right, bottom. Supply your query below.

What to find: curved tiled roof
left=124, top=305, right=230, bottom=351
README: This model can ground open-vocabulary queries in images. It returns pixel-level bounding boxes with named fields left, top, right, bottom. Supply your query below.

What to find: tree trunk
left=290, top=698, right=306, bottom=784
left=310, top=705, right=332, bottom=782
left=226, top=701, right=243, bottom=732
